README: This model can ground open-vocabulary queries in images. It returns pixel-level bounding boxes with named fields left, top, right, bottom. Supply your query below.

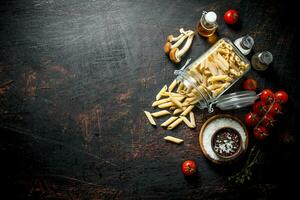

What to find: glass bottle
left=197, top=11, right=218, bottom=37
left=251, top=51, right=273, bottom=71
left=234, top=35, right=254, bottom=56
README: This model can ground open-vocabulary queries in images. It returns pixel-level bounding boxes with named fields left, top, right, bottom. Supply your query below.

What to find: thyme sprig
left=228, top=145, right=262, bottom=184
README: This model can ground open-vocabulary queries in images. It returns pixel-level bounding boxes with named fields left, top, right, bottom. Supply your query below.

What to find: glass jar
left=175, top=38, right=251, bottom=112
left=251, top=51, right=273, bottom=71
left=197, top=11, right=218, bottom=37
left=234, top=35, right=254, bottom=56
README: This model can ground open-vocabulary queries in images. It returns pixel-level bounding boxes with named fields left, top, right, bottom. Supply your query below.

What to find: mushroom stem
left=164, top=33, right=189, bottom=54
left=169, top=31, right=195, bottom=63
left=177, top=33, right=195, bottom=58
left=168, top=33, right=184, bottom=43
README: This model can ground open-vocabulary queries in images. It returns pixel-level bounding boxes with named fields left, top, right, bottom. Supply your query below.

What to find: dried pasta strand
left=158, top=102, right=174, bottom=109
left=152, top=98, right=170, bottom=107
left=156, top=85, right=167, bottom=100
left=144, top=111, right=156, bottom=126
left=169, top=106, right=176, bottom=110
left=151, top=110, right=170, bottom=118
left=172, top=96, right=185, bottom=102
left=173, top=108, right=184, bottom=115
left=164, top=136, right=183, bottom=144
left=181, top=116, right=195, bottom=128
left=167, top=117, right=183, bottom=130
left=170, top=96, right=183, bottom=108
left=161, top=116, right=178, bottom=127
left=161, top=92, right=184, bottom=97
left=176, top=82, right=184, bottom=92
left=168, top=79, right=177, bottom=92
left=189, top=111, right=196, bottom=127
left=180, top=105, right=194, bottom=116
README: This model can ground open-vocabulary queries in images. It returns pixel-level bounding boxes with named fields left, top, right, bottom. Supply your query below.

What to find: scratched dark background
left=0, top=0, right=299, bottom=199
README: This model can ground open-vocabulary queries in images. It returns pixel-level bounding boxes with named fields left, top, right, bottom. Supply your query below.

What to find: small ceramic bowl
left=211, top=127, right=243, bottom=161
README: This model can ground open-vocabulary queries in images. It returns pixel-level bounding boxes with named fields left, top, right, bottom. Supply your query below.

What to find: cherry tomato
left=243, top=79, right=257, bottom=91
left=224, top=9, right=239, bottom=25
left=181, top=160, right=197, bottom=176
left=254, top=126, right=269, bottom=141
left=244, top=112, right=260, bottom=127
left=275, top=91, right=288, bottom=104
left=262, top=114, right=275, bottom=128
left=260, top=89, right=274, bottom=104
left=252, top=101, right=267, bottom=116
left=268, top=102, right=282, bottom=117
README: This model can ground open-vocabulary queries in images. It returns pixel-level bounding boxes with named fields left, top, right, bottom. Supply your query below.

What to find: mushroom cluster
left=164, top=28, right=195, bottom=63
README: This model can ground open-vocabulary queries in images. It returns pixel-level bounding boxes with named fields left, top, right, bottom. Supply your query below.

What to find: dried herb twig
left=228, top=145, right=262, bottom=184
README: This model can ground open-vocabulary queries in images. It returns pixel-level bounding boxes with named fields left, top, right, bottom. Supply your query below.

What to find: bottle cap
left=258, top=51, right=273, bottom=65
left=240, top=36, right=254, bottom=50
left=205, top=11, right=217, bottom=24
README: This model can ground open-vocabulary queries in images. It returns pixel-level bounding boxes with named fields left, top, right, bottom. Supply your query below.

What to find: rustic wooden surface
left=0, top=0, right=299, bottom=199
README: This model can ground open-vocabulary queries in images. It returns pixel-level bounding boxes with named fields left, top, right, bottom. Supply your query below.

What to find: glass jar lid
left=197, top=91, right=258, bottom=111
left=214, top=91, right=258, bottom=110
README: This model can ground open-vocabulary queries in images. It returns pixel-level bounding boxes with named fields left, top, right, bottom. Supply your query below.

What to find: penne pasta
left=181, top=116, right=196, bottom=128
left=170, top=96, right=183, bottom=108
left=152, top=98, right=170, bottom=107
left=176, top=82, right=184, bottom=92
left=161, top=92, right=184, bottom=97
left=156, top=85, right=167, bottom=101
left=172, top=96, right=185, bottom=102
left=158, top=102, right=174, bottom=109
left=167, top=117, right=183, bottom=130
left=164, top=136, right=184, bottom=144
left=169, top=106, right=176, bottom=110
left=173, top=108, right=184, bottom=115
left=161, top=116, right=178, bottom=127
left=208, top=75, right=231, bottom=84
left=144, top=111, right=156, bottom=126
left=189, top=111, right=196, bottom=127
left=151, top=110, right=170, bottom=118
left=168, top=79, right=177, bottom=92
left=180, top=105, right=195, bottom=116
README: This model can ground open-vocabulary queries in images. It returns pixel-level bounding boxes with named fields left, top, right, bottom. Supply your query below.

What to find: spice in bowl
left=211, top=127, right=242, bottom=159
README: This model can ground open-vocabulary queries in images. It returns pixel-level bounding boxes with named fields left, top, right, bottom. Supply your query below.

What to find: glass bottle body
left=197, top=11, right=218, bottom=37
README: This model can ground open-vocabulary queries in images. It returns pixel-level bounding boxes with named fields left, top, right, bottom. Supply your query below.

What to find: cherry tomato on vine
left=244, top=112, right=260, bottom=127
left=268, top=102, right=282, bottom=117
left=275, top=91, right=288, bottom=104
left=252, top=101, right=267, bottom=116
left=224, top=9, right=239, bottom=25
left=261, top=114, right=275, bottom=128
left=254, top=126, right=269, bottom=141
left=243, top=79, right=257, bottom=91
left=181, top=160, right=197, bottom=176
left=260, top=89, right=274, bottom=104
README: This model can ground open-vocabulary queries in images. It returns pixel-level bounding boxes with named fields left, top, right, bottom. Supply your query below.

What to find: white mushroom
left=169, top=31, right=195, bottom=63
left=167, top=28, right=187, bottom=43
left=164, top=33, right=189, bottom=54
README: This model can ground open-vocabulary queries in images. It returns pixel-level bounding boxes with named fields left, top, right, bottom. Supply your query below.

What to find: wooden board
left=0, top=0, right=299, bottom=199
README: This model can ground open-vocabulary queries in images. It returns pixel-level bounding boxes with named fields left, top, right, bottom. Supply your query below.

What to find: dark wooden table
left=1, top=0, right=299, bottom=199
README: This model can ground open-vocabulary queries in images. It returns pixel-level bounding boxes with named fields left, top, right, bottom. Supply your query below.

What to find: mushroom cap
left=167, top=35, right=174, bottom=42
left=164, top=42, right=172, bottom=54
left=169, top=48, right=181, bottom=63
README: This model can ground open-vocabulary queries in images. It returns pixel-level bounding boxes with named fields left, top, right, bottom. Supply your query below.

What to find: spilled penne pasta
left=151, top=110, right=170, bottom=118
left=144, top=111, right=156, bottom=126
left=164, top=136, right=184, bottom=144
left=161, top=116, right=178, bottom=127
left=156, top=85, right=167, bottom=100
left=144, top=39, right=250, bottom=134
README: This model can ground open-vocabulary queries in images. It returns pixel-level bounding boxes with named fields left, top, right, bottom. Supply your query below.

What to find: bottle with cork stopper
left=251, top=51, right=273, bottom=71
left=197, top=11, right=218, bottom=37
